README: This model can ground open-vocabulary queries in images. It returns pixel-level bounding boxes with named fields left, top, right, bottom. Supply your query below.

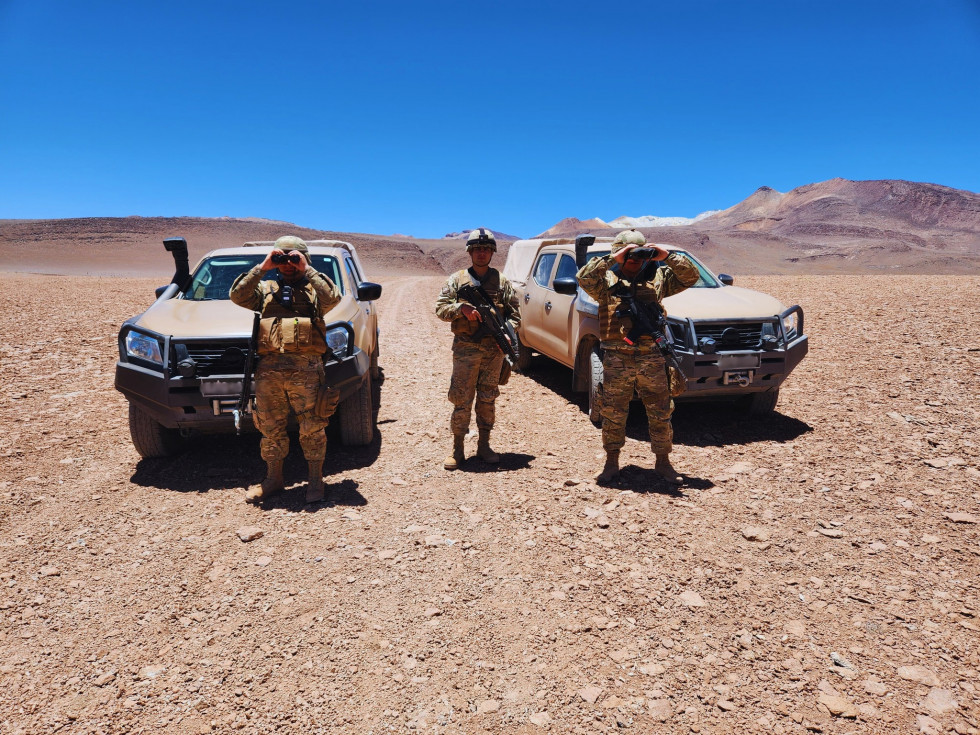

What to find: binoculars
left=272, top=252, right=302, bottom=265
left=626, top=247, right=656, bottom=260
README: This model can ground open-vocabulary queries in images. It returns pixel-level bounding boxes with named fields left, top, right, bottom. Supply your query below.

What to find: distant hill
left=533, top=179, right=980, bottom=274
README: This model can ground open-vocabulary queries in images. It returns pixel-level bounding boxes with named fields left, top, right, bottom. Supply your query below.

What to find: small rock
left=391, top=477, right=408, bottom=486
left=717, top=700, right=735, bottom=711
left=424, top=607, right=442, bottom=618
left=816, top=527, right=844, bottom=539
left=922, top=534, right=941, bottom=544
left=255, top=556, right=272, bottom=567
left=639, top=663, right=666, bottom=676
left=741, top=526, right=771, bottom=542
left=39, top=566, right=60, bottom=577
left=236, top=527, right=264, bottom=542
left=563, top=478, right=580, bottom=487
left=678, top=591, right=706, bottom=608
left=863, top=678, right=888, bottom=696
left=726, top=462, right=753, bottom=474
left=647, top=699, right=672, bottom=722
left=378, top=550, right=397, bottom=560
left=529, top=711, right=551, bottom=726
left=897, top=665, right=941, bottom=687
left=916, top=714, right=942, bottom=735
left=94, top=673, right=116, bottom=687
left=921, top=688, right=958, bottom=715
left=945, top=512, right=977, bottom=524
left=139, top=665, right=166, bottom=680
left=476, top=699, right=500, bottom=714
left=424, top=535, right=443, bottom=547
left=784, top=620, right=806, bottom=637
left=578, top=686, right=603, bottom=704
left=817, top=694, right=857, bottom=718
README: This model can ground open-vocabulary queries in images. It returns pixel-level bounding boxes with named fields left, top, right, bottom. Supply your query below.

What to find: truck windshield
left=587, top=249, right=720, bottom=288
left=183, top=254, right=344, bottom=300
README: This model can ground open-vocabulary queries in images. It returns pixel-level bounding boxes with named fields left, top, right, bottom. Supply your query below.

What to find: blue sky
left=1, top=0, right=978, bottom=238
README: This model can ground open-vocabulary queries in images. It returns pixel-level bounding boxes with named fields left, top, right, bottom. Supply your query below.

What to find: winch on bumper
left=115, top=320, right=367, bottom=431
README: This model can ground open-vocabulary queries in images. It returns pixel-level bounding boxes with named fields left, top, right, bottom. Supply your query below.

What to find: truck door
left=537, top=253, right=578, bottom=364
left=521, top=251, right=557, bottom=354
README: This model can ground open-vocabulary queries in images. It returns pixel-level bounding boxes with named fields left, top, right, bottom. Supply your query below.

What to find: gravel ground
left=1, top=272, right=978, bottom=734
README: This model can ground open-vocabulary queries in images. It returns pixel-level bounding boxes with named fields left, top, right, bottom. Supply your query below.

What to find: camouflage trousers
left=448, top=338, right=504, bottom=436
left=254, top=353, right=330, bottom=462
left=600, top=346, right=673, bottom=455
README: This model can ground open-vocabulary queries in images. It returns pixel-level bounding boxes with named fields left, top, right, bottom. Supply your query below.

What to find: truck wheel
left=515, top=334, right=532, bottom=373
left=588, top=349, right=603, bottom=427
left=128, top=404, right=185, bottom=458
left=339, top=373, right=374, bottom=446
left=743, top=388, right=779, bottom=416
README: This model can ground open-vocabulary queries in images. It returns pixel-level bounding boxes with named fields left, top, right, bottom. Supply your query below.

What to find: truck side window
left=532, top=253, right=557, bottom=288
left=345, top=258, right=361, bottom=288
left=554, top=254, right=578, bottom=283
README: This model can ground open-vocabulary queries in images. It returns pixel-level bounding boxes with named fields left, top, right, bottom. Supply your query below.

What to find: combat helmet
left=274, top=235, right=310, bottom=261
left=465, top=228, right=497, bottom=253
left=611, top=229, right=646, bottom=254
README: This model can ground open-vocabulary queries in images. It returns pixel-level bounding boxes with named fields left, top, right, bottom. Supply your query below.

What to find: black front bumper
left=115, top=348, right=369, bottom=430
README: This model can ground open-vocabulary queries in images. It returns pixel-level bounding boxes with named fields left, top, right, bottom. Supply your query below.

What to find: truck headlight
left=125, top=330, right=164, bottom=365
left=782, top=312, right=799, bottom=339
left=324, top=325, right=350, bottom=357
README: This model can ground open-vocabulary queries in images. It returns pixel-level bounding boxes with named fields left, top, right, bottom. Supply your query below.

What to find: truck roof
left=204, top=240, right=368, bottom=279
left=502, top=237, right=678, bottom=284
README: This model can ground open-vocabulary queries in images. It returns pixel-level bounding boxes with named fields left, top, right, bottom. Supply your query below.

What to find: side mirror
left=553, top=277, right=578, bottom=295
left=718, top=273, right=734, bottom=286
left=356, top=282, right=383, bottom=301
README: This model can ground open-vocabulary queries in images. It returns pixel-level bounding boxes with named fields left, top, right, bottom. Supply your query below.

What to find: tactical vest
left=597, top=275, right=666, bottom=346
left=451, top=268, right=505, bottom=341
left=256, top=280, right=328, bottom=355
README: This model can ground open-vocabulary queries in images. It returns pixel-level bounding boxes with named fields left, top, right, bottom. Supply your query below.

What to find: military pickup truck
left=501, top=235, right=807, bottom=420
left=115, top=237, right=382, bottom=458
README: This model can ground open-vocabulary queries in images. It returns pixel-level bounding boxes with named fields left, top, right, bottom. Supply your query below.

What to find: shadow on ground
left=130, top=428, right=382, bottom=497
left=517, top=357, right=812, bottom=447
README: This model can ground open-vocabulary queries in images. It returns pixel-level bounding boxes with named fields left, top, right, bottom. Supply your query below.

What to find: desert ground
left=1, top=264, right=979, bottom=735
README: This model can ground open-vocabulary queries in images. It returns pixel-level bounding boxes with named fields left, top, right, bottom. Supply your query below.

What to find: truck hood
left=135, top=299, right=253, bottom=337
left=663, top=286, right=787, bottom=320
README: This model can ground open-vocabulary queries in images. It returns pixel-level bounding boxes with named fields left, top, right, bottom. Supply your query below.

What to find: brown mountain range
left=537, top=179, right=980, bottom=274
left=2, top=178, right=977, bottom=277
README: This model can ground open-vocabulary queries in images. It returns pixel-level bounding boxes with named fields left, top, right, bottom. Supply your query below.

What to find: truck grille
left=671, top=321, right=766, bottom=351
left=173, top=340, right=249, bottom=377
left=693, top=323, right=763, bottom=351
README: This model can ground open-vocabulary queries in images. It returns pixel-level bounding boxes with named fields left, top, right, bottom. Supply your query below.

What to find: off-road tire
left=128, top=404, right=186, bottom=458
left=515, top=334, right=532, bottom=373
left=743, top=388, right=779, bottom=416
left=588, top=348, right=603, bottom=427
left=339, top=373, right=374, bottom=446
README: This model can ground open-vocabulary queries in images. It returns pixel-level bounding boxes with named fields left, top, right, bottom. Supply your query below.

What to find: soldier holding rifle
left=435, top=228, right=521, bottom=470
left=576, top=229, right=698, bottom=484
left=230, top=235, right=341, bottom=504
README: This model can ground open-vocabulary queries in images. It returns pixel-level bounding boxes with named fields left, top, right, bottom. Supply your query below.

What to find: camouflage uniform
left=576, top=249, right=698, bottom=456
left=229, top=264, right=341, bottom=464
left=435, top=267, right=520, bottom=437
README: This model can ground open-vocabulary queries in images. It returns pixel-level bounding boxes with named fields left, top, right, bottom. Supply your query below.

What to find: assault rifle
left=613, top=284, right=683, bottom=366
left=456, top=283, right=520, bottom=366
left=233, top=311, right=261, bottom=434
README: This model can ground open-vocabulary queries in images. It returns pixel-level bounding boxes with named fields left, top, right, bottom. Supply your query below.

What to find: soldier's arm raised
left=307, top=268, right=342, bottom=317
left=229, top=265, right=265, bottom=310
left=575, top=255, right=614, bottom=302
left=655, top=253, right=700, bottom=300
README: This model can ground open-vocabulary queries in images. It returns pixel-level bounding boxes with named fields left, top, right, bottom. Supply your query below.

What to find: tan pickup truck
left=115, top=238, right=382, bottom=457
left=502, top=235, right=807, bottom=420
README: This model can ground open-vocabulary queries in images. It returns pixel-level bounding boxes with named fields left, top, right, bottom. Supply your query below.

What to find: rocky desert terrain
left=1, top=256, right=978, bottom=733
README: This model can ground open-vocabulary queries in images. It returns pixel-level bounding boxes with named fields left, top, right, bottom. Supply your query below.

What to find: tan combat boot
left=654, top=454, right=683, bottom=484
left=597, top=450, right=620, bottom=483
left=245, top=459, right=284, bottom=504
left=306, top=460, right=325, bottom=503
left=443, top=434, right=466, bottom=470
left=476, top=430, right=499, bottom=463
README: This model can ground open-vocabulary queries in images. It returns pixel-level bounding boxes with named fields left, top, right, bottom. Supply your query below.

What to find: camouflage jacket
left=435, top=267, right=521, bottom=342
left=576, top=253, right=698, bottom=347
left=229, top=265, right=342, bottom=355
